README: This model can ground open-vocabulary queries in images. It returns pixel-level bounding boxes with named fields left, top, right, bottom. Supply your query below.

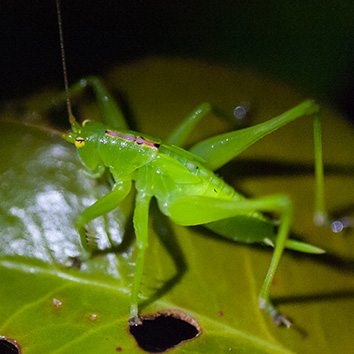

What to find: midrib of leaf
left=0, top=259, right=127, bottom=293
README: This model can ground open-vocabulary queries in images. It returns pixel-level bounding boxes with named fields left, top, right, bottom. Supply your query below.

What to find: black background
left=2, top=1, right=354, bottom=122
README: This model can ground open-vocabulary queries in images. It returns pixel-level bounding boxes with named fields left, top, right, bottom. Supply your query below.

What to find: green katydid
left=59, top=78, right=328, bottom=328
left=54, top=0, right=337, bottom=329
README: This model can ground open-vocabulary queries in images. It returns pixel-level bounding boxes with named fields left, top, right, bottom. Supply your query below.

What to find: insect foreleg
left=165, top=103, right=211, bottom=146
left=75, top=181, right=132, bottom=252
left=130, top=192, right=152, bottom=326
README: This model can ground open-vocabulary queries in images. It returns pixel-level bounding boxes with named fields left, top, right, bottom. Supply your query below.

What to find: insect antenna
left=2, top=119, right=65, bottom=138
left=55, top=0, right=79, bottom=131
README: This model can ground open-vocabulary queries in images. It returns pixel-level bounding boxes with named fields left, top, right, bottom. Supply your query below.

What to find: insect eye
left=75, top=137, right=85, bottom=148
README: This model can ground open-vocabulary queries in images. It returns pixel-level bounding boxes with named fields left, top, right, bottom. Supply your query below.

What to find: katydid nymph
left=54, top=1, right=338, bottom=328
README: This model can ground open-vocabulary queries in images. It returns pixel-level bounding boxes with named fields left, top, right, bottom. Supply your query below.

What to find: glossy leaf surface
left=0, top=58, right=353, bottom=353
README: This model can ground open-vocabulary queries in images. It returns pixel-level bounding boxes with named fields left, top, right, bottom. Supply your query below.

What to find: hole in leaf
left=129, top=310, right=202, bottom=353
left=0, top=336, right=22, bottom=354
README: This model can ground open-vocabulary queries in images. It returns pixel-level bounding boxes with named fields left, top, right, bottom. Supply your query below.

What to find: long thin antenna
left=55, top=0, right=76, bottom=125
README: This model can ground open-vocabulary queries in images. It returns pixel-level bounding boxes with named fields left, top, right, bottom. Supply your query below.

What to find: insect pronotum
left=54, top=0, right=347, bottom=327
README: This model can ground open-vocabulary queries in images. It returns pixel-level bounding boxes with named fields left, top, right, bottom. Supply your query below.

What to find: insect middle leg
left=164, top=103, right=211, bottom=146
left=130, top=192, right=152, bottom=326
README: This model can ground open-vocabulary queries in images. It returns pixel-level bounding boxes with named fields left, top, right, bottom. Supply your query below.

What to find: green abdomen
left=147, top=144, right=244, bottom=203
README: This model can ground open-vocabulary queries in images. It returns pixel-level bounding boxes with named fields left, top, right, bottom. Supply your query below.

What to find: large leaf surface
left=1, top=58, right=354, bottom=353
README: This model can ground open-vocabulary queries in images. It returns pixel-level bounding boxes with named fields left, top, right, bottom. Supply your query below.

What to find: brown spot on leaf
left=89, top=314, right=97, bottom=321
left=52, top=298, right=62, bottom=308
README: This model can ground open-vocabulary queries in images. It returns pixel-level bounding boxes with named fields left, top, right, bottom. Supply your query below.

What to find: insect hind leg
left=189, top=101, right=334, bottom=229
left=166, top=193, right=300, bottom=327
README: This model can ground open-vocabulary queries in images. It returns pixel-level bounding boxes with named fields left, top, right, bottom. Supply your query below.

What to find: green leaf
left=1, top=58, right=354, bottom=353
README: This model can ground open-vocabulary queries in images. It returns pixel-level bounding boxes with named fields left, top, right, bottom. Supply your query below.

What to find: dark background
left=2, top=0, right=354, bottom=122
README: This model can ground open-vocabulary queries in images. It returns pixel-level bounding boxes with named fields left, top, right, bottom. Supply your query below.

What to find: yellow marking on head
left=82, top=119, right=91, bottom=126
left=75, top=137, right=85, bottom=148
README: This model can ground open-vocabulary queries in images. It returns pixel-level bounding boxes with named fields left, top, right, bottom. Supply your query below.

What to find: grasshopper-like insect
left=54, top=0, right=335, bottom=328
left=63, top=93, right=325, bottom=328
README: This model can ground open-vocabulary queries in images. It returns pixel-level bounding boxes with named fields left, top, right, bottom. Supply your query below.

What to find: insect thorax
left=98, top=129, right=160, bottom=177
